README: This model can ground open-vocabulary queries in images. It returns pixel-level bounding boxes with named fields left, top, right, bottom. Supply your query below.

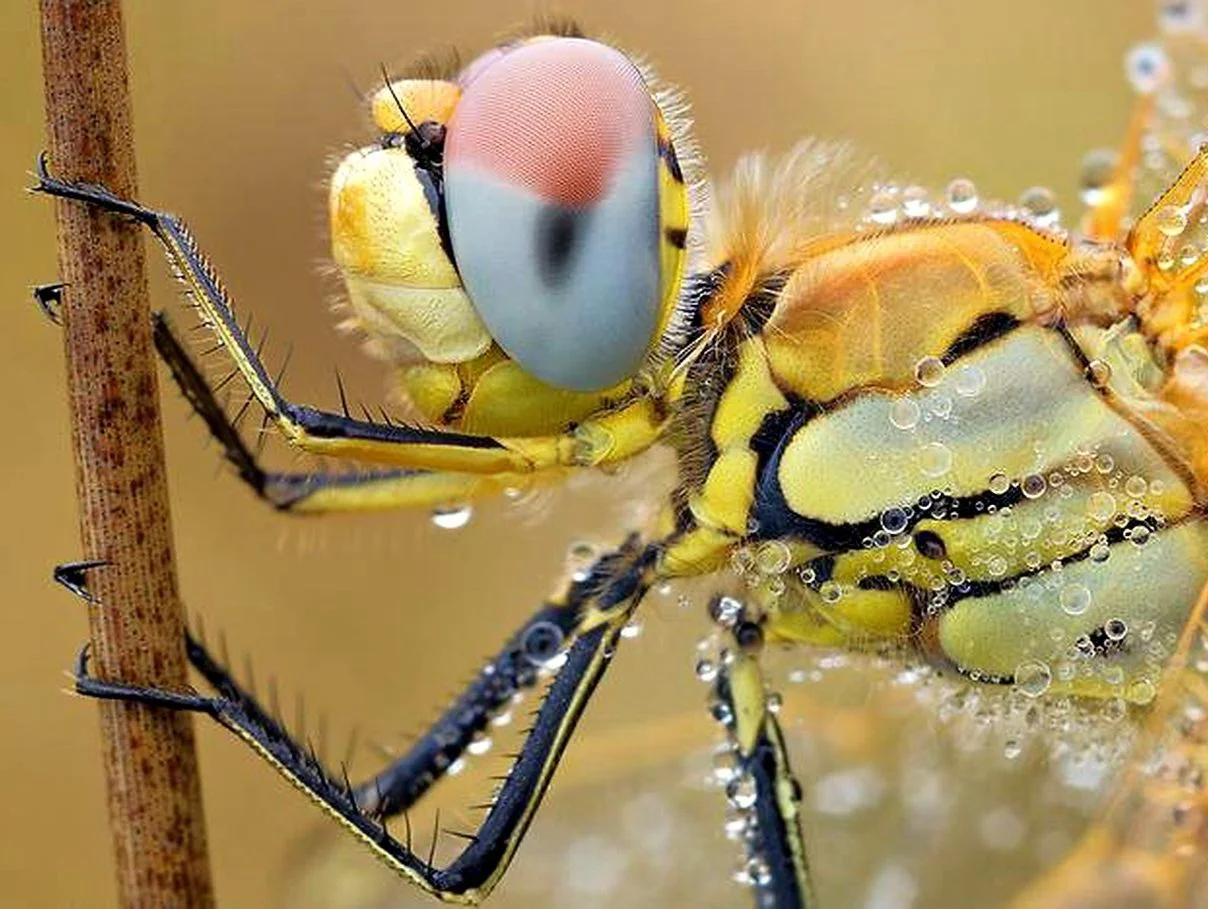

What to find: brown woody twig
left=39, top=1, right=215, bottom=905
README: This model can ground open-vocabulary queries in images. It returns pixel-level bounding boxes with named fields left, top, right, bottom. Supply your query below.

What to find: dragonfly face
left=36, top=8, right=1208, bottom=908
left=329, top=27, right=692, bottom=442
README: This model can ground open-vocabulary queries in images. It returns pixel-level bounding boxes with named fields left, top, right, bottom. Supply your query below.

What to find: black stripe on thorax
left=750, top=473, right=1024, bottom=551
left=941, top=311, right=1020, bottom=364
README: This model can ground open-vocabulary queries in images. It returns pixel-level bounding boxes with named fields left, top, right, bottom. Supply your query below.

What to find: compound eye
left=445, top=38, right=662, bottom=391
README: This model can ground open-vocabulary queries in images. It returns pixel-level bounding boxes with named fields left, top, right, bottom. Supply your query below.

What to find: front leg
left=29, top=285, right=539, bottom=513
left=32, top=156, right=662, bottom=477
left=68, top=538, right=658, bottom=903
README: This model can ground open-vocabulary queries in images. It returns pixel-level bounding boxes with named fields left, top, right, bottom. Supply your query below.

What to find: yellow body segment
left=762, top=221, right=1068, bottom=401
left=673, top=211, right=1208, bottom=703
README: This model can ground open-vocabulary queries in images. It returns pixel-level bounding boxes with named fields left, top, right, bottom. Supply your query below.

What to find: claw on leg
left=53, top=558, right=110, bottom=605
left=73, top=642, right=216, bottom=714
left=32, top=281, right=67, bottom=324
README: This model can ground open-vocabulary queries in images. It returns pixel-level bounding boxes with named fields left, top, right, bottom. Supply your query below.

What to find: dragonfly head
left=329, top=32, right=693, bottom=402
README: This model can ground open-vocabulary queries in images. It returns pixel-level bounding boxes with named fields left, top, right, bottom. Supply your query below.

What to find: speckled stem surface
left=39, top=2, right=214, bottom=905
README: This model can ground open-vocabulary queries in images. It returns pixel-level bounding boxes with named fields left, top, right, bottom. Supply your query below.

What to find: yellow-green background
left=1, top=2, right=1155, bottom=907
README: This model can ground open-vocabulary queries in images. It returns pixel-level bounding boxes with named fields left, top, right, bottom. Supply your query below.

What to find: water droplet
left=754, top=540, right=792, bottom=575
left=1130, top=525, right=1152, bottom=546
left=927, top=392, right=954, bottom=419
left=1003, top=739, right=1022, bottom=760
left=723, top=812, right=748, bottom=840
left=710, top=699, right=733, bottom=725
left=880, top=507, right=909, bottom=535
left=1105, top=618, right=1128, bottom=641
left=988, top=472, right=1011, bottom=495
left=1156, top=205, right=1189, bottom=238
left=447, top=756, right=467, bottom=776
left=1060, top=583, right=1092, bottom=616
left=919, top=442, right=953, bottom=478
left=710, top=595, right=744, bottom=627
left=1021, top=474, right=1047, bottom=499
left=730, top=547, right=755, bottom=576
left=1126, top=677, right=1157, bottom=705
left=431, top=504, right=473, bottom=529
left=1125, top=475, right=1148, bottom=498
left=468, top=735, right=492, bottom=756
left=1020, top=186, right=1060, bottom=227
left=1102, top=697, right=1128, bottom=723
left=915, top=356, right=946, bottom=387
left=1125, top=42, right=1171, bottom=94
left=890, top=397, right=921, bottom=430
left=1015, top=660, right=1052, bottom=698
left=867, top=189, right=899, bottom=225
left=1085, top=359, right=1112, bottom=387
left=766, top=691, right=783, bottom=714
left=620, top=620, right=643, bottom=639
left=953, top=364, right=986, bottom=397
left=712, top=748, right=739, bottom=784
left=726, top=775, right=758, bottom=809
left=491, top=710, right=513, bottom=727
left=947, top=177, right=979, bottom=214
left=746, top=857, right=772, bottom=887
left=1088, top=491, right=1117, bottom=522
left=1159, top=1, right=1204, bottom=34
left=902, top=185, right=931, bottom=218
left=1095, top=452, right=1115, bottom=474
left=1079, top=148, right=1118, bottom=206
left=819, top=580, right=843, bottom=604
left=695, top=658, right=718, bottom=682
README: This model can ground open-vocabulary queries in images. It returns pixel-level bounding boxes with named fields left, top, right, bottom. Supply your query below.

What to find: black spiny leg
left=31, top=269, right=458, bottom=514
left=711, top=601, right=813, bottom=909
left=68, top=539, right=658, bottom=903
left=150, top=312, right=426, bottom=512
left=32, top=154, right=531, bottom=475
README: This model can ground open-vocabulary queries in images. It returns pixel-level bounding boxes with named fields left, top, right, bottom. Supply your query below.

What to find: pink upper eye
left=446, top=38, right=653, bottom=207
left=441, top=37, right=665, bottom=391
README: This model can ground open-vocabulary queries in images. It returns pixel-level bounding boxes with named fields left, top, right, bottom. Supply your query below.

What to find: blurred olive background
left=2, top=2, right=1156, bottom=908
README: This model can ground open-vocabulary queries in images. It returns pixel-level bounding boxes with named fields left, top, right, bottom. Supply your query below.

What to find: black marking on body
left=681, top=265, right=728, bottom=335
left=750, top=397, right=811, bottom=482
left=748, top=406, right=1025, bottom=548
left=913, top=530, right=947, bottom=560
left=537, top=207, right=581, bottom=286
left=940, top=311, right=1020, bottom=364
left=659, top=138, right=684, bottom=184
left=664, top=225, right=687, bottom=249
left=798, top=510, right=1166, bottom=622
left=1053, top=319, right=1094, bottom=373
left=412, top=164, right=457, bottom=272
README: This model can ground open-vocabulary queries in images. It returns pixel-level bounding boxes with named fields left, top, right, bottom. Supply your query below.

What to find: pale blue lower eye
left=445, top=150, right=662, bottom=392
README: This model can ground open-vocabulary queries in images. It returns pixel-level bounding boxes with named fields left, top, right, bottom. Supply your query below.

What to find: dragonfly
left=34, top=8, right=1208, bottom=908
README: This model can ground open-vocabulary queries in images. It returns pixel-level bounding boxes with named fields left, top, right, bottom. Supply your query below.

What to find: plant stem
left=39, top=2, right=215, bottom=905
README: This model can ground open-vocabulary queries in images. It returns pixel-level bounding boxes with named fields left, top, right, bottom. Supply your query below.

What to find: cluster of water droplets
left=856, top=178, right=1065, bottom=235
left=688, top=593, right=791, bottom=895
left=1089, top=1, right=1208, bottom=327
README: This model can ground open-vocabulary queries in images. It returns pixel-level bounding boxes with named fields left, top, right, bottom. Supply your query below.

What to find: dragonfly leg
left=31, top=155, right=662, bottom=478
left=67, top=539, right=659, bottom=903
left=710, top=596, right=814, bottom=909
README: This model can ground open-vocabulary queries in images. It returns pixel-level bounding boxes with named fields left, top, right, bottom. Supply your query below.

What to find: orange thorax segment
left=762, top=220, right=1069, bottom=402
